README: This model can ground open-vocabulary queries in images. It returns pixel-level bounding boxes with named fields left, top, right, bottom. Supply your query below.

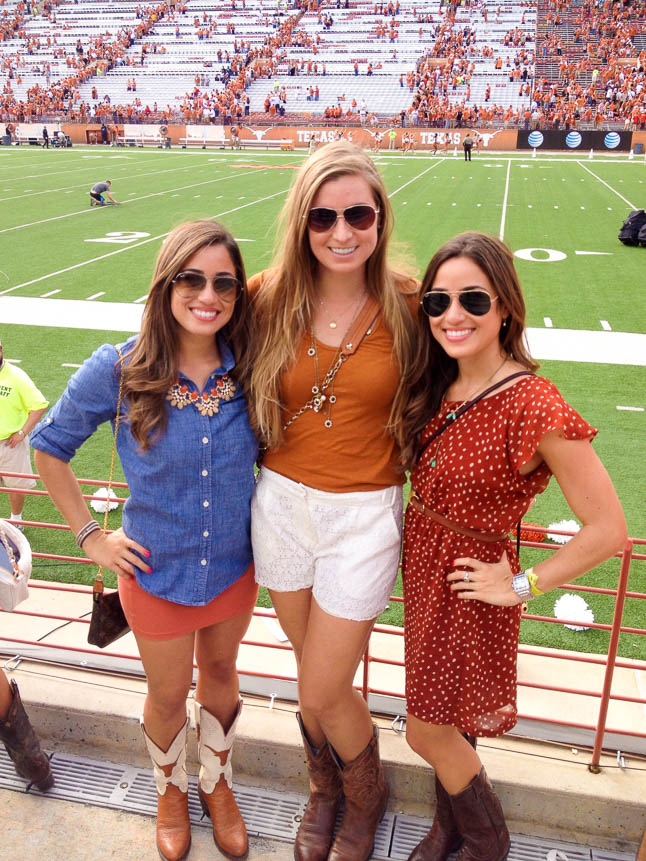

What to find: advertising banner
left=517, top=129, right=632, bottom=152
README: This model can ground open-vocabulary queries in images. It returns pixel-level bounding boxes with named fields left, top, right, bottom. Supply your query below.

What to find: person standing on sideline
left=248, top=141, right=419, bottom=861
left=89, top=179, right=119, bottom=206
left=462, top=132, right=474, bottom=161
left=42, top=126, right=49, bottom=148
left=388, top=128, right=397, bottom=150
left=0, top=339, right=48, bottom=530
left=399, top=232, right=626, bottom=860
left=32, top=221, right=258, bottom=861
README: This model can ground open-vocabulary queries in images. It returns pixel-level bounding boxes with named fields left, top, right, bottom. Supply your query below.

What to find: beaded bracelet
left=76, top=520, right=101, bottom=549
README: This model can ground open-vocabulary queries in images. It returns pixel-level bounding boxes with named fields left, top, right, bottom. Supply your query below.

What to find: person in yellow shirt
left=0, top=339, right=48, bottom=529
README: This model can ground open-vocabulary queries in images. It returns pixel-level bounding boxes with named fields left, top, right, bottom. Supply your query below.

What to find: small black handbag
left=87, top=346, right=131, bottom=649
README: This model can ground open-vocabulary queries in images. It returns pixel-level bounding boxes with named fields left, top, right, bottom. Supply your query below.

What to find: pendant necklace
left=319, top=288, right=366, bottom=330
left=429, top=357, right=509, bottom=468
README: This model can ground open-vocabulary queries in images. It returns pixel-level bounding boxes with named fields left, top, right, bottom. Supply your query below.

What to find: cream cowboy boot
left=195, top=698, right=248, bottom=860
left=142, top=717, right=191, bottom=861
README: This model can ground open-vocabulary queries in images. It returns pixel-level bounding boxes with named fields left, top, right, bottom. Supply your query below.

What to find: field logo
left=527, top=131, right=544, bottom=148
left=565, top=132, right=582, bottom=148
left=604, top=132, right=620, bottom=149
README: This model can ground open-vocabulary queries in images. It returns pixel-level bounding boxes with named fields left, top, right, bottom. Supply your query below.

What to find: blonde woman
left=32, top=221, right=257, bottom=861
left=248, top=141, right=418, bottom=861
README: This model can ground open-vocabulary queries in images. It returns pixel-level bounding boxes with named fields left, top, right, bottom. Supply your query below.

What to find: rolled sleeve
left=30, top=344, right=121, bottom=463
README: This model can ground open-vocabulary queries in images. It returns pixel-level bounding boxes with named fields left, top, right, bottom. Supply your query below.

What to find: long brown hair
left=249, top=140, right=418, bottom=450
left=121, top=220, right=254, bottom=450
left=400, top=232, right=539, bottom=469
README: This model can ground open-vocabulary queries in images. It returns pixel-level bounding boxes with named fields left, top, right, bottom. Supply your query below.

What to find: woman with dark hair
left=400, top=232, right=625, bottom=860
left=31, top=220, right=257, bottom=861
left=248, top=140, right=419, bottom=861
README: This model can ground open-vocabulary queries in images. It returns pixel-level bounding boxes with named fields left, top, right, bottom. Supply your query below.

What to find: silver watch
left=512, top=572, right=531, bottom=600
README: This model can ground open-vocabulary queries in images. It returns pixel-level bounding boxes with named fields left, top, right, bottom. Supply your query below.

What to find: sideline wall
left=55, top=125, right=644, bottom=153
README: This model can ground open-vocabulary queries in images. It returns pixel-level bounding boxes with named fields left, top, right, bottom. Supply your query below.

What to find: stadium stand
left=0, top=0, right=644, bottom=129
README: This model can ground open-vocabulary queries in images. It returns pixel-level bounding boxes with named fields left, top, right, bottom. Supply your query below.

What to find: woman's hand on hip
left=447, top=550, right=521, bottom=606
left=82, top=527, right=151, bottom=580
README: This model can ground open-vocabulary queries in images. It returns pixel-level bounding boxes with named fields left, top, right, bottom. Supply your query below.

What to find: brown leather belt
left=407, top=490, right=508, bottom=543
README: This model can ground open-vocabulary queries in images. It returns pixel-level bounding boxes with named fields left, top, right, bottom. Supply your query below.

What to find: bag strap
left=339, top=295, right=380, bottom=356
left=418, top=371, right=535, bottom=461
left=93, top=346, right=125, bottom=596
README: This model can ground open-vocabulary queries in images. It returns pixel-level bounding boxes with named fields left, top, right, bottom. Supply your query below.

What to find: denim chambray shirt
left=30, top=336, right=257, bottom=606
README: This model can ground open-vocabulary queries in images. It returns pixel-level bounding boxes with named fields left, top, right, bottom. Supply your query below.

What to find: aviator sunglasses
left=306, top=204, right=380, bottom=233
left=171, top=272, right=243, bottom=303
left=421, top=289, right=499, bottom=318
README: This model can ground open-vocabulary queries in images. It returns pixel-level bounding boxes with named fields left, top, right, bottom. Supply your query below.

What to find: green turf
left=1, top=146, right=644, bottom=658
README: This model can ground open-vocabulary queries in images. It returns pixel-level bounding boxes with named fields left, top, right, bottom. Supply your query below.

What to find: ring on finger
left=463, top=572, right=470, bottom=583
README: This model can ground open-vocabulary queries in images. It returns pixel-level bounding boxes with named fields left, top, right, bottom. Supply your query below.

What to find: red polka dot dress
left=402, top=376, right=597, bottom=737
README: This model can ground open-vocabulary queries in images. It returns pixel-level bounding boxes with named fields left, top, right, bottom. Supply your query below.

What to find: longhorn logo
left=242, top=126, right=273, bottom=140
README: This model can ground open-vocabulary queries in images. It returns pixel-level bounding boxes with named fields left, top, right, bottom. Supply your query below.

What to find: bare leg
left=8, top=491, right=25, bottom=517
left=135, top=631, right=195, bottom=749
left=194, top=609, right=253, bottom=731
left=298, top=599, right=376, bottom=763
left=406, top=712, right=481, bottom=794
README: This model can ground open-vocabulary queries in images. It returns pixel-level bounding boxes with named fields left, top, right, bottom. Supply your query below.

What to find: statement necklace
left=429, top=357, right=509, bottom=468
left=166, top=375, right=236, bottom=417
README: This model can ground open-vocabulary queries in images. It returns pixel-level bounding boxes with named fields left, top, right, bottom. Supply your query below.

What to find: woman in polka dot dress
left=399, top=232, right=626, bottom=861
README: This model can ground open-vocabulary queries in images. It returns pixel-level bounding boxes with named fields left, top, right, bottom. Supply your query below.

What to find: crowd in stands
left=0, top=0, right=644, bottom=129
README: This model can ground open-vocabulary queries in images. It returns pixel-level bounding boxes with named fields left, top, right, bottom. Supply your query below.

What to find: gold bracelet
left=526, top=567, right=544, bottom=596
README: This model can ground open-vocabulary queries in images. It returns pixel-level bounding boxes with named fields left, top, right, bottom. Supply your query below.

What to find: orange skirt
left=118, top=565, right=258, bottom=641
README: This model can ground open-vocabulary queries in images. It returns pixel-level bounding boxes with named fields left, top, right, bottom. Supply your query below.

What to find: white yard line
left=0, top=188, right=289, bottom=295
left=388, top=159, right=444, bottom=197
left=0, top=162, right=226, bottom=203
left=616, top=405, right=644, bottom=412
left=0, top=168, right=280, bottom=235
left=499, top=159, right=511, bottom=241
left=576, top=162, right=637, bottom=209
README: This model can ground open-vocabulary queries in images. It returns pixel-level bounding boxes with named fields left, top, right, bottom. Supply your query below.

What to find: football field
left=1, top=144, right=644, bottom=657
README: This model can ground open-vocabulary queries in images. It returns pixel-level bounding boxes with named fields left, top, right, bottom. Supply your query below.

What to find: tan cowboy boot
left=327, top=725, right=388, bottom=861
left=195, top=698, right=248, bottom=860
left=452, top=767, right=510, bottom=861
left=294, top=712, right=344, bottom=861
left=142, top=717, right=191, bottom=861
left=407, top=733, right=478, bottom=861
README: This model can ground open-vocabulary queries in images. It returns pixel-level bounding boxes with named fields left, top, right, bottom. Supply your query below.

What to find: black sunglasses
left=421, top=289, right=498, bottom=318
left=306, top=204, right=380, bottom=233
left=172, top=272, right=242, bottom=303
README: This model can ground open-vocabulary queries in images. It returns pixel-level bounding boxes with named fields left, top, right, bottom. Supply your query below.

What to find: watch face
left=512, top=573, right=531, bottom=598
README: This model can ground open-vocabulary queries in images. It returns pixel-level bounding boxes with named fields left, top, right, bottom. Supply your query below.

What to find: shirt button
left=203, top=530, right=209, bottom=538
left=203, top=500, right=209, bottom=508
left=46, top=418, right=52, bottom=423
left=201, top=559, right=207, bottom=566
left=202, top=436, right=209, bottom=444
left=202, top=469, right=208, bottom=477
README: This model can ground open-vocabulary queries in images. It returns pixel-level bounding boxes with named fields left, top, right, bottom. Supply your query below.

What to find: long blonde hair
left=250, top=140, right=417, bottom=451
left=122, top=220, right=254, bottom=450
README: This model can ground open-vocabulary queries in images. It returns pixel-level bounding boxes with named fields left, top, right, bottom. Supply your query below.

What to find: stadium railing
left=1, top=469, right=644, bottom=773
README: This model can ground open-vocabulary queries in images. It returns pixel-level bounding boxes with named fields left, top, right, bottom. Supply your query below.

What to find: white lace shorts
left=251, top=468, right=403, bottom=621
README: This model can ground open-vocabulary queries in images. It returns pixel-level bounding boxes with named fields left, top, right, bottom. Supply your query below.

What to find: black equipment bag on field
left=638, top=223, right=646, bottom=248
left=618, top=209, right=646, bottom=245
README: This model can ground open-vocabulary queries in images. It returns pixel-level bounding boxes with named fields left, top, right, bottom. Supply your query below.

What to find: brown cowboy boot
left=196, top=698, right=248, bottom=860
left=327, top=725, right=388, bottom=861
left=452, top=767, right=510, bottom=861
left=408, top=734, right=478, bottom=861
left=0, top=680, right=54, bottom=791
left=294, top=712, right=344, bottom=861
left=142, top=717, right=192, bottom=861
